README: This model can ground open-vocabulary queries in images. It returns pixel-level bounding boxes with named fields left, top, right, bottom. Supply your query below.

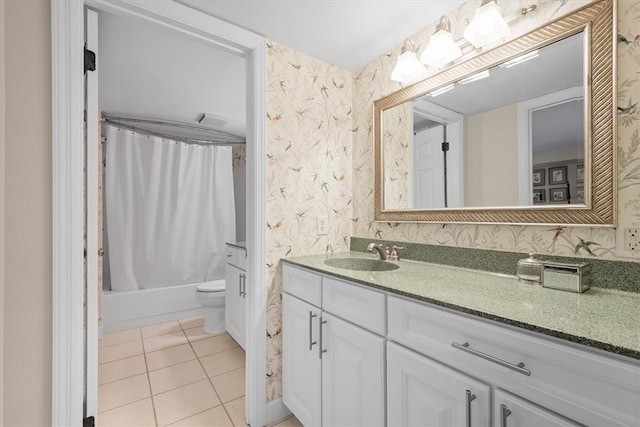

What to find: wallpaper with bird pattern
left=265, top=41, right=353, bottom=399
left=264, top=0, right=640, bottom=401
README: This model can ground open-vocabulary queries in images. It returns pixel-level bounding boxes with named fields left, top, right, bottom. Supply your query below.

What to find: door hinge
left=84, top=44, right=96, bottom=73
left=83, top=416, right=95, bottom=427
left=441, top=141, right=450, bottom=152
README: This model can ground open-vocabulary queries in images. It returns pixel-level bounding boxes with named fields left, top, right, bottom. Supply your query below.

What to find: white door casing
left=84, top=8, right=99, bottom=419
left=51, top=1, right=267, bottom=425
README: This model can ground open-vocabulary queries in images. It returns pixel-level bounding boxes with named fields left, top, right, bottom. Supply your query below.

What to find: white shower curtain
left=105, top=125, right=236, bottom=291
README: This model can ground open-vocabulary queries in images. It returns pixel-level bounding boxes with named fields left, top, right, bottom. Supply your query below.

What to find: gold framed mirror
left=374, top=0, right=615, bottom=226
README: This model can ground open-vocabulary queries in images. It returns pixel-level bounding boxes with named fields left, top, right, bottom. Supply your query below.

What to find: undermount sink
left=324, top=258, right=400, bottom=272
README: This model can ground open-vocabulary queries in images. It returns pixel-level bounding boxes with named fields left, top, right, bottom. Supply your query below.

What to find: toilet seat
left=197, top=282, right=225, bottom=293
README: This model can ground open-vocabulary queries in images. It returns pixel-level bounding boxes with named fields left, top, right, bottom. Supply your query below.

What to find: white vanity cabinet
left=387, top=295, right=639, bottom=427
left=387, top=342, right=490, bottom=427
left=225, top=245, right=246, bottom=349
left=281, top=263, right=640, bottom=427
left=282, top=292, right=322, bottom=426
left=282, top=264, right=385, bottom=427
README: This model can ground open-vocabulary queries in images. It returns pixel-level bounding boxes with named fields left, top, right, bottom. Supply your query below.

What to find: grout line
left=141, top=341, right=160, bottom=427
left=97, top=356, right=147, bottom=386
left=97, top=396, right=153, bottom=416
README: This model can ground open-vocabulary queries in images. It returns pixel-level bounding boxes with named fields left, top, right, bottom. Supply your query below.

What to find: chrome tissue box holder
left=542, top=261, right=591, bottom=293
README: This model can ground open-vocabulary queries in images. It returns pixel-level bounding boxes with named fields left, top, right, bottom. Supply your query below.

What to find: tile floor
left=97, top=316, right=301, bottom=427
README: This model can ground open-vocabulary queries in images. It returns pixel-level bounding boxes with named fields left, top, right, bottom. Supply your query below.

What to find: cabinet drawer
left=388, top=295, right=640, bottom=427
left=283, top=264, right=322, bottom=307
left=236, top=247, right=247, bottom=271
left=493, top=389, right=581, bottom=427
left=322, top=277, right=385, bottom=335
left=224, top=245, right=237, bottom=266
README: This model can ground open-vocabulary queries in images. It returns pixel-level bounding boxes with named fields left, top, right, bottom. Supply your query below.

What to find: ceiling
left=176, top=0, right=464, bottom=71
left=98, top=10, right=247, bottom=138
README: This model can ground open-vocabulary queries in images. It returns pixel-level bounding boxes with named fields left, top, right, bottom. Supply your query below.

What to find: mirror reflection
left=382, top=31, right=585, bottom=210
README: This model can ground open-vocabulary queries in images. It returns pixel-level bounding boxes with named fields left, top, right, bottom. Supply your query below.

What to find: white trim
left=52, top=1, right=86, bottom=425
left=265, top=398, right=292, bottom=425
left=52, top=2, right=267, bottom=426
left=245, top=40, right=267, bottom=427
left=85, top=8, right=99, bottom=419
left=0, top=1, right=6, bottom=423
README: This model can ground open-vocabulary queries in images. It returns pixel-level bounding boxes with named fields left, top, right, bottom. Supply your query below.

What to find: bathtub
left=102, top=280, right=224, bottom=333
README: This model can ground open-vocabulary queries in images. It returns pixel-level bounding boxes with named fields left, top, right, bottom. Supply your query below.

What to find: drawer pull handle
left=319, top=316, right=327, bottom=359
left=240, top=274, right=247, bottom=297
left=500, top=404, right=512, bottom=427
left=308, top=311, right=317, bottom=351
left=465, top=390, right=476, bottom=427
left=451, top=342, right=531, bottom=376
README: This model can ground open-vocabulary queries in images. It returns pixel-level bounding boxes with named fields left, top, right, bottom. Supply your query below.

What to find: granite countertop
left=283, top=251, right=640, bottom=360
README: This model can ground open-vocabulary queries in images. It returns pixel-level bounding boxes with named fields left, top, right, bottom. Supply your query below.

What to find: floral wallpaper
left=264, top=0, right=640, bottom=403
left=352, top=0, right=640, bottom=260
left=383, top=102, right=412, bottom=209
left=265, top=41, right=353, bottom=400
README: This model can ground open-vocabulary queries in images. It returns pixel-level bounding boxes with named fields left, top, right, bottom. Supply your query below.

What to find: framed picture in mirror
left=577, top=165, right=584, bottom=183
left=533, top=169, right=545, bottom=187
left=549, top=166, right=568, bottom=185
left=550, top=187, right=568, bottom=203
left=576, top=187, right=585, bottom=203
left=533, top=189, right=545, bottom=203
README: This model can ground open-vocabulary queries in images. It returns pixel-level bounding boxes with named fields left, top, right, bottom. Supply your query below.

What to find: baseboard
left=265, top=398, right=291, bottom=426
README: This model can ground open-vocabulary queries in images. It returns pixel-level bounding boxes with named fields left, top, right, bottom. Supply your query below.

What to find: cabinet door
left=225, top=264, right=245, bottom=349
left=282, top=293, right=322, bottom=427
left=387, top=342, right=490, bottom=427
left=493, top=389, right=581, bottom=427
left=321, top=313, right=385, bottom=427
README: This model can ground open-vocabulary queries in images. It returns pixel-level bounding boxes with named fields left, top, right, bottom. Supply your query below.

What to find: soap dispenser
left=517, top=253, right=544, bottom=285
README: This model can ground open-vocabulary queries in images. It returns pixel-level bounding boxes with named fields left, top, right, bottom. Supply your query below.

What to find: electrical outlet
left=317, top=215, right=328, bottom=236
left=615, top=221, right=640, bottom=258
left=625, top=228, right=640, bottom=252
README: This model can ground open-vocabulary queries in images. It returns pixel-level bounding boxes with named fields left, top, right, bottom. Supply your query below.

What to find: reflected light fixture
left=420, top=16, right=462, bottom=69
left=391, top=38, right=428, bottom=84
left=459, top=69, right=490, bottom=84
left=464, top=0, right=511, bottom=49
left=429, top=84, right=455, bottom=97
left=502, top=50, right=539, bottom=68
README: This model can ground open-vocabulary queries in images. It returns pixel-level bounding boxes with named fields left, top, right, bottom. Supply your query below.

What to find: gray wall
left=3, top=0, right=52, bottom=424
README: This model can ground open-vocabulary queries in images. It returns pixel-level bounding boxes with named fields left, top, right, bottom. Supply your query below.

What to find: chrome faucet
left=367, top=243, right=388, bottom=260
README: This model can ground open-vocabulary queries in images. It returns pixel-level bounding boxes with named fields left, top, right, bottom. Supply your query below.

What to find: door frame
left=0, top=1, right=5, bottom=423
left=517, top=86, right=584, bottom=205
left=51, top=1, right=267, bottom=425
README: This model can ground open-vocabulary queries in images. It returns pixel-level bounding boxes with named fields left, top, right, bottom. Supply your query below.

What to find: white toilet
left=196, top=281, right=226, bottom=334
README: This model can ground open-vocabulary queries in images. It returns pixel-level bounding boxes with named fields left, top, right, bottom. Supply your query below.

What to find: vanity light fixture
left=390, top=38, right=428, bottom=84
left=464, top=0, right=511, bottom=49
left=459, top=69, right=490, bottom=84
left=428, top=83, right=455, bottom=97
left=420, top=16, right=462, bottom=69
left=502, top=49, right=539, bottom=68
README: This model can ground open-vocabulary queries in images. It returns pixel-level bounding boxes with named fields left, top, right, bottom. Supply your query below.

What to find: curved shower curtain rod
left=101, top=114, right=246, bottom=146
